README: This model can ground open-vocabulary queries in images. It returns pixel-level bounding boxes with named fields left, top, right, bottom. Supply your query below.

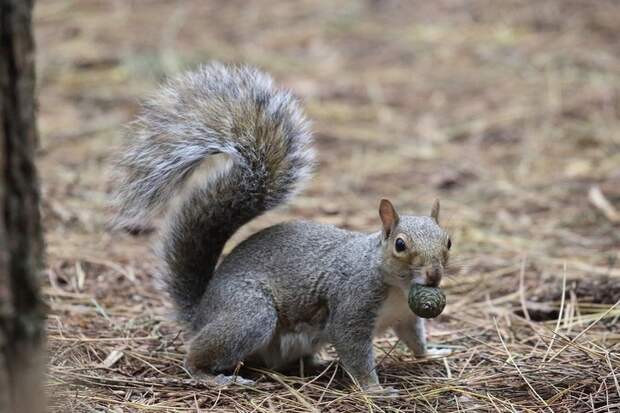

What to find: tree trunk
left=0, top=0, right=46, bottom=412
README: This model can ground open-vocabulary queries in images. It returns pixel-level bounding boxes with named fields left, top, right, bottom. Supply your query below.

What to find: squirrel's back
left=112, top=63, right=314, bottom=324
left=216, top=220, right=356, bottom=276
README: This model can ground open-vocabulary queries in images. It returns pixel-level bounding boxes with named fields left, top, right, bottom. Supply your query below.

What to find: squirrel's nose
left=425, top=266, right=442, bottom=287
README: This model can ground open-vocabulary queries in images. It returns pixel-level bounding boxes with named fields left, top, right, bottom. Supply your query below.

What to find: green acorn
left=408, top=284, right=446, bottom=319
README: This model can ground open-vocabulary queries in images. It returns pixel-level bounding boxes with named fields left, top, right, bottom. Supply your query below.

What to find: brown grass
left=37, top=0, right=620, bottom=411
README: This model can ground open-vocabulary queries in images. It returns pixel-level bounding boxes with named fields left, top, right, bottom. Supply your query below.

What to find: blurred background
left=37, top=1, right=619, bottom=411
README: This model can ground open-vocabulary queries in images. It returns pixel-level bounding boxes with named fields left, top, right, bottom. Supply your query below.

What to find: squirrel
left=112, top=63, right=452, bottom=392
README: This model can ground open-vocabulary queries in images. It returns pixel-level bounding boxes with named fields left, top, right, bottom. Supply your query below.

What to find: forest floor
left=36, top=0, right=620, bottom=411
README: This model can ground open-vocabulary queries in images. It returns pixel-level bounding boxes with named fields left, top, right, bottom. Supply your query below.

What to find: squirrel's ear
left=379, top=199, right=399, bottom=239
left=430, top=198, right=440, bottom=224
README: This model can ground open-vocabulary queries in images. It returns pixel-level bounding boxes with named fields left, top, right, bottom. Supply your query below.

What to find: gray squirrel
left=112, top=63, right=452, bottom=392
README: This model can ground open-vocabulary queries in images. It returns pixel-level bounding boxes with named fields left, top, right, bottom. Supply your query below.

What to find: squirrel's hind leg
left=184, top=294, right=278, bottom=375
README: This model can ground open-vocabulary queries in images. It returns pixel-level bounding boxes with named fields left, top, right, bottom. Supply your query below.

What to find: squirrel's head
left=377, top=199, right=451, bottom=290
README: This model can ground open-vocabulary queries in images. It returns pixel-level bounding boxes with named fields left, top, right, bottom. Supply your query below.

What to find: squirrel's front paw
left=364, top=384, right=400, bottom=397
left=417, top=347, right=452, bottom=358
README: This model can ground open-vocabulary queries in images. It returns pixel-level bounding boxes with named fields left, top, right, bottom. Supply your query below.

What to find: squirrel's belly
left=279, top=330, right=324, bottom=359
left=256, top=326, right=326, bottom=369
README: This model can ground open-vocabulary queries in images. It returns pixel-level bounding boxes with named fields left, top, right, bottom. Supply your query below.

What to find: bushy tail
left=112, top=63, right=314, bottom=324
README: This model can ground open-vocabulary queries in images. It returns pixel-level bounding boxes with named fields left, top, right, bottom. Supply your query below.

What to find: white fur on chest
left=375, top=287, right=411, bottom=335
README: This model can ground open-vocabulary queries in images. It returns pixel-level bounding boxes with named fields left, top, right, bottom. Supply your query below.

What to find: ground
left=37, top=0, right=620, bottom=411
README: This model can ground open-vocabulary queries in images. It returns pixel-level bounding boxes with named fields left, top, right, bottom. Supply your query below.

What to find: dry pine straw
left=36, top=0, right=620, bottom=411
left=45, top=247, right=620, bottom=412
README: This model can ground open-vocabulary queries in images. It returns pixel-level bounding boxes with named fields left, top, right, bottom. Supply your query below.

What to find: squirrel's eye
left=447, top=238, right=452, bottom=250
left=395, top=238, right=407, bottom=253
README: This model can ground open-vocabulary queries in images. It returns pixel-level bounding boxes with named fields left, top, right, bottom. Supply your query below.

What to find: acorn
left=408, top=284, right=446, bottom=319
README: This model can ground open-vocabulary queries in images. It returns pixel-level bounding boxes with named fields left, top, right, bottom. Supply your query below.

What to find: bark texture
left=0, top=0, right=46, bottom=411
